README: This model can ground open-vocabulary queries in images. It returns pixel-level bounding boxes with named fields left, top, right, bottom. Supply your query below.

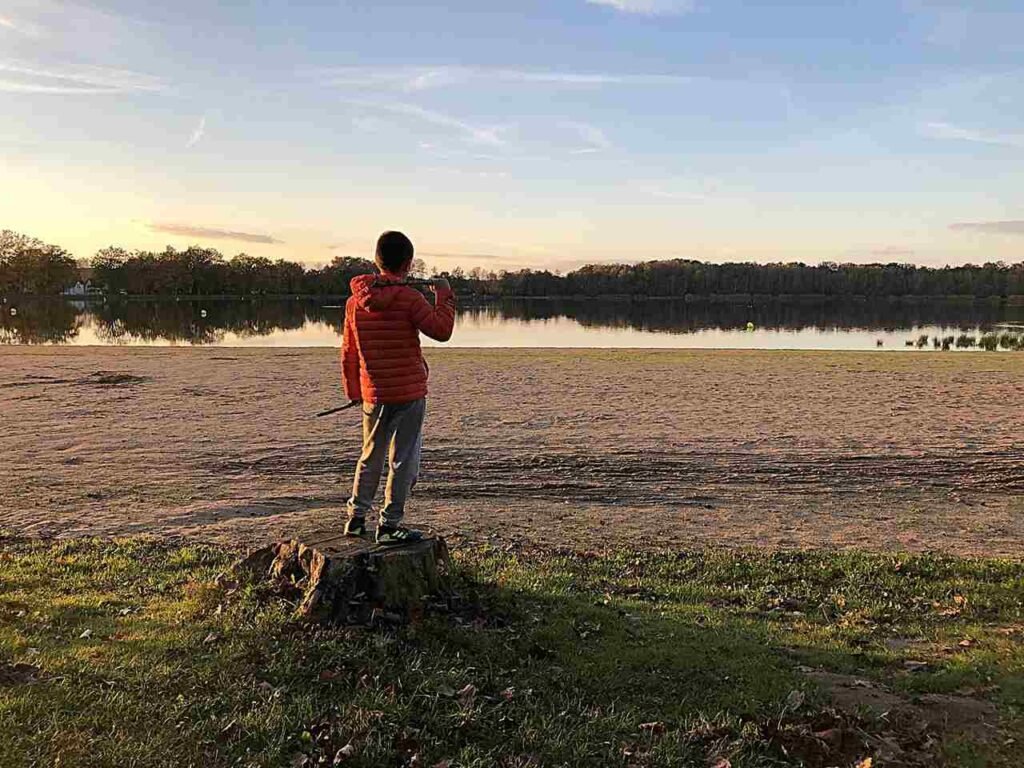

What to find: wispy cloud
left=0, top=60, right=166, bottom=94
left=950, top=221, right=1024, bottom=236
left=344, top=100, right=508, bottom=147
left=419, top=251, right=525, bottom=265
left=0, top=14, right=43, bottom=36
left=186, top=115, right=206, bottom=148
left=585, top=0, right=696, bottom=16
left=149, top=223, right=283, bottom=245
left=567, top=121, right=612, bottom=154
left=351, top=115, right=390, bottom=133
left=870, top=246, right=917, bottom=257
left=920, top=121, right=1024, bottom=148
left=316, top=65, right=692, bottom=92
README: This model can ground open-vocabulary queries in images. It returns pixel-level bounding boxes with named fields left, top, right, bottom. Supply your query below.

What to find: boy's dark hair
left=375, top=231, right=414, bottom=272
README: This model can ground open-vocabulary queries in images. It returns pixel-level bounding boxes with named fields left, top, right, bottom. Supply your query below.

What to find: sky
left=1, top=0, right=1023, bottom=271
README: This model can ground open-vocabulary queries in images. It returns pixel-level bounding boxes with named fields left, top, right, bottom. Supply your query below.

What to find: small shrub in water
left=999, top=332, right=1023, bottom=351
left=979, top=334, right=999, bottom=352
left=916, top=334, right=930, bottom=348
left=955, top=334, right=977, bottom=348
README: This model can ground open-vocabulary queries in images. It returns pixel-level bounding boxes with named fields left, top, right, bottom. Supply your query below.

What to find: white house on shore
left=63, top=267, right=102, bottom=297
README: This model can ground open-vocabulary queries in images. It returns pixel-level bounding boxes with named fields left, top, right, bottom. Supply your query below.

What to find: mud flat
left=1, top=346, right=1022, bottom=556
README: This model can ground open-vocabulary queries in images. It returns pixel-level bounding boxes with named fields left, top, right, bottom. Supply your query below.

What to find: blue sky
left=1, top=0, right=1023, bottom=270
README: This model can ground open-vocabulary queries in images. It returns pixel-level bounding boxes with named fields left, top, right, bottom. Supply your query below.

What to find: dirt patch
left=0, top=662, right=43, bottom=686
left=77, top=371, right=149, bottom=387
left=806, top=670, right=1000, bottom=743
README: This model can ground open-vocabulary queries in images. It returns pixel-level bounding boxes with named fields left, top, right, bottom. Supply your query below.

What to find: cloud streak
left=567, top=121, right=612, bottom=154
left=186, top=115, right=206, bottom=148
left=920, top=121, right=1024, bottom=148
left=950, top=221, right=1024, bottom=236
left=585, top=0, right=696, bottom=16
left=344, top=100, right=508, bottom=147
left=0, top=14, right=42, bottom=36
left=869, top=246, right=917, bottom=257
left=317, top=65, right=693, bottom=92
left=0, top=60, right=166, bottom=94
left=149, top=223, right=283, bottom=245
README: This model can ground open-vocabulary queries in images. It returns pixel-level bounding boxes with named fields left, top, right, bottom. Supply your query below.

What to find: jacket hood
left=350, top=273, right=405, bottom=311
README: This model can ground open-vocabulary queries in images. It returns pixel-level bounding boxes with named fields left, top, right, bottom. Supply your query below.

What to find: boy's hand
left=430, top=277, right=451, bottom=292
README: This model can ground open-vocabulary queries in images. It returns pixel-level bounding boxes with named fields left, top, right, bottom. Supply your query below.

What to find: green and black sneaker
left=375, top=525, right=424, bottom=546
left=344, top=516, right=367, bottom=537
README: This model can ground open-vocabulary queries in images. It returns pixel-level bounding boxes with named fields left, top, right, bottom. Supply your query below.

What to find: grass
left=1, top=536, right=1023, bottom=767
left=903, top=333, right=1024, bottom=351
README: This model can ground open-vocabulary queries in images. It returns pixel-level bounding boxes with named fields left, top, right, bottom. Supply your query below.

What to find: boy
left=341, top=231, right=456, bottom=545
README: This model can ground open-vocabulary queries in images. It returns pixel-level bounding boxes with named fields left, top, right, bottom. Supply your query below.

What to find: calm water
left=2, top=297, right=1023, bottom=350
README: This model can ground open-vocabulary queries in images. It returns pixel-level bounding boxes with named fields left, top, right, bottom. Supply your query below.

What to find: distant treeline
left=90, top=246, right=379, bottom=297
left=0, top=231, right=78, bottom=294
left=2, top=229, right=1023, bottom=299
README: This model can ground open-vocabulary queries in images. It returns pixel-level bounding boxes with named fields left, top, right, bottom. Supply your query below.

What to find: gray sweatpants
left=346, top=398, right=425, bottom=527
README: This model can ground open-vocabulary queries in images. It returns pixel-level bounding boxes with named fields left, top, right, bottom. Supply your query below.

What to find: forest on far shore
left=2, top=229, right=1023, bottom=299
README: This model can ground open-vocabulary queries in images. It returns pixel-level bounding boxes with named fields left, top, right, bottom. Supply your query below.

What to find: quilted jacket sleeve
left=408, top=286, right=456, bottom=342
left=340, top=298, right=362, bottom=401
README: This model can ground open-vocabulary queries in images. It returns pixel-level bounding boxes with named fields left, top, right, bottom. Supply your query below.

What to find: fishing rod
left=316, top=401, right=361, bottom=418
left=372, top=277, right=438, bottom=288
left=322, top=278, right=440, bottom=310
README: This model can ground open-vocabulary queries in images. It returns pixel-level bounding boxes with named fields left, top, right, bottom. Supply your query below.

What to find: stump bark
left=229, top=532, right=452, bottom=625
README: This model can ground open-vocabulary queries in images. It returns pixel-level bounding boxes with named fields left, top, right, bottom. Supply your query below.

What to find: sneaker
left=344, top=516, right=367, bottom=537
left=375, top=525, right=424, bottom=546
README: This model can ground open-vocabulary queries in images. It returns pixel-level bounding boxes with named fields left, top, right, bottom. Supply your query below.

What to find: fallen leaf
left=639, top=721, right=666, bottom=736
left=709, top=758, right=731, bottom=768
left=78, top=629, right=93, bottom=640
left=958, top=638, right=976, bottom=648
left=203, top=632, right=219, bottom=645
left=319, top=668, right=342, bottom=682
left=855, top=759, right=872, bottom=768
left=333, top=743, right=356, bottom=764
left=457, top=683, right=477, bottom=706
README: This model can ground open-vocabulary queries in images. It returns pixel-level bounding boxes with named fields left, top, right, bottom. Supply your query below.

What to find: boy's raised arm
left=408, top=281, right=456, bottom=342
left=340, top=299, right=362, bottom=401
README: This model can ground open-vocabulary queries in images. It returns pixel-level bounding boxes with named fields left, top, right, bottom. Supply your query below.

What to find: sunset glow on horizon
left=2, top=0, right=1023, bottom=271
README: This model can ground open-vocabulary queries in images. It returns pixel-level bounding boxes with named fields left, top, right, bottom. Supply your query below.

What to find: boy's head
left=375, top=231, right=414, bottom=275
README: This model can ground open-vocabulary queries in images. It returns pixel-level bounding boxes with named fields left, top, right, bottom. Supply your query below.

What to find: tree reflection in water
left=1, top=297, right=1021, bottom=346
left=0, top=299, right=83, bottom=344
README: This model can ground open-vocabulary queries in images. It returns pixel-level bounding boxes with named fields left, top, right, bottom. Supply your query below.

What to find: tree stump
left=229, top=532, right=452, bottom=625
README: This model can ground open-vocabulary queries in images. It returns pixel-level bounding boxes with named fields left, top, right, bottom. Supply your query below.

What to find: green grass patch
left=1, top=536, right=1022, bottom=767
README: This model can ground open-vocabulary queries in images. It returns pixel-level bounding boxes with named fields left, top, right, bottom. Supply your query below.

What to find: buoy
left=745, top=321, right=755, bottom=332
left=200, top=309, right=208, bottom=318
left=9, top=308, right=16, bottom=317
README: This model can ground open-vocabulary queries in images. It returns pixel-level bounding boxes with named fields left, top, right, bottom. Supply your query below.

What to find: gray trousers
left=346, top=398, right=425, bottom=527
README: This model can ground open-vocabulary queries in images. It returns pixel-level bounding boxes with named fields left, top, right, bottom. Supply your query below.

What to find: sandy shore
left=2, top=346, right=1022, bottom=555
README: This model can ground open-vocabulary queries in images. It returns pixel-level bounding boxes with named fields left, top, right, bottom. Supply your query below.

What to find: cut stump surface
left=229, top=532, right=451, bottom=625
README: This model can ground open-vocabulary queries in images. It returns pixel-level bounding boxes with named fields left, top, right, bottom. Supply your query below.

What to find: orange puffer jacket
left=341, top=273, right=456, bottom=404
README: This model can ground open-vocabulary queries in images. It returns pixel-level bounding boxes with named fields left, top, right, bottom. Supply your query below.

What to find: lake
left=2, top=297, right=1023, bottom=350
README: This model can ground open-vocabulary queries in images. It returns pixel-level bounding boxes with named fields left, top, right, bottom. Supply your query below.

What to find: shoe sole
left=375, top=537, right=423, bottom=547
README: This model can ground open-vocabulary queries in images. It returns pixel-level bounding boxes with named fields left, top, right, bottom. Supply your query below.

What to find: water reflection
left=1, top=297, right=1022, bottom=349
